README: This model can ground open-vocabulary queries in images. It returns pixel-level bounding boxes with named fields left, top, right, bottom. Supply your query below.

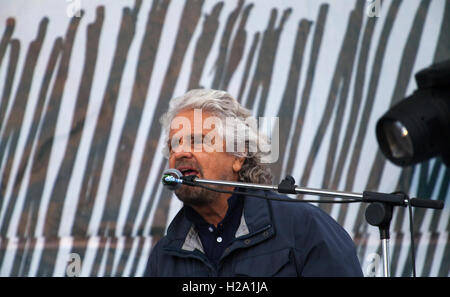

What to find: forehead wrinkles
left=167, top=113, right=229, bottom=155
left=169, top=111, right=225, bottom=136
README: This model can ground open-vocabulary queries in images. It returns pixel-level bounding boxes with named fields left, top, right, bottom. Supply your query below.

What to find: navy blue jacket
left=144, top=189, right=363, bottom=277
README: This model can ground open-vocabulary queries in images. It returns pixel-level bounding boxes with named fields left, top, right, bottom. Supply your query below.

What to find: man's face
left=168, top=109, right=243, bottom=206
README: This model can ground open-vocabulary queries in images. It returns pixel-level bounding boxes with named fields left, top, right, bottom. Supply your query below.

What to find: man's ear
left=232, top=157, right=245, bottom=173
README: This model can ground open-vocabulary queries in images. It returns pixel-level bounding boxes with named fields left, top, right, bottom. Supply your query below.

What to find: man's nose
left=170, top=148, right=194, bottom=161
left=173, top=150, right=193, bottom=158
left=170, top=150, right=193, bottom=168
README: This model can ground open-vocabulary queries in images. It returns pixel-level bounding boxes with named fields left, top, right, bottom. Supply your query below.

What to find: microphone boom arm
left=192, top=177, right=363, bottom=200
left=180, top=175, right=443, bottom=209
left=162, top=169, right=444, bottom=277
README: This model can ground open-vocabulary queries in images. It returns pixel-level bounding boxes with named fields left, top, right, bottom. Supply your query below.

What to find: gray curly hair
left=160, top=89, right=273, bottom=184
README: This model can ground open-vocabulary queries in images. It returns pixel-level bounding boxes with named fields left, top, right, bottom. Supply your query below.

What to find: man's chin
left=175, top=186, right=212, bottom=207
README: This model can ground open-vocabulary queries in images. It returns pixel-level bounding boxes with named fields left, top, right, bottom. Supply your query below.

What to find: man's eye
left=169, top=139, right=181, bottom=151
left=204, top=135, right=214, bottom=145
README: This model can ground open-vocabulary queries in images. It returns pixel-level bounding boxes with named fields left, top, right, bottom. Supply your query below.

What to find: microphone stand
left=170, top=174, right=444, bottom=277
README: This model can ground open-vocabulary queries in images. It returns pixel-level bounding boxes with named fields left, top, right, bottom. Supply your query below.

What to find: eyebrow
left=167, top=134, right=207, bottom=148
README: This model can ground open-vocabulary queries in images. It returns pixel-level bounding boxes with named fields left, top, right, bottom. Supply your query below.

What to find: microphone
left=161, top=168, right=199, bottom=190
left=162, top=168, right=184, bottom=190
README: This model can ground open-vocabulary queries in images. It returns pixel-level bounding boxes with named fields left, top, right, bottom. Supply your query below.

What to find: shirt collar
left=164, top=187, right=274, bottom=250
left=184, top=187, right=245, bottom=229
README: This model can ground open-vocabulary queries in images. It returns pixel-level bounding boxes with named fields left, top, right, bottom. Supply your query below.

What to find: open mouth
left=178, top=167, right=200, bottom=177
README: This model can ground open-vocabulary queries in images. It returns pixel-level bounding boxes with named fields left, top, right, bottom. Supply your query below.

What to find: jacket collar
left=163, top=188, right=274, bottom=254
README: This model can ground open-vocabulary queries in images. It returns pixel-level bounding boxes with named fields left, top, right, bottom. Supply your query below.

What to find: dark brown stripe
left=354, top=1, right=432, bottom=274
left=12, top=237, right=37, bottom=276
left=70, top=2, right=142, bottom=237
left=299, top=0, right=364, bottom=203
left=420, top=231, right=440, bottom=276
left=147, top=164, right=173, bottom=238
left=114, top=237, right=136, bottom=276
left=221, top=3, right=254, bottom=90
left=437, top=233, right=450, bottom=277
left=102, top=237, right=118, bottom=276
left=44, top=7, right=104, bottom=238
left=432, top=0, right=450, bottom=64
left=344, top=0, right=401, bottom=195
left=0, top=39, right=20, bottom=136
left=389, top=232, right=405, bottom=276
left=245, top=8, right=292, bottom=117
left=0, top=238, right=8, bottom=271
left=10, top=237, right=28, bottom=276
left=129, top=236, right=145, bottom=276
left=319, top=1, right=365, bottom=213
left=412, top=160, right=443, bottom=231
left=12, top=37, right=63, bottom=238
left=285, top=4, right=328, bottom=175
left=393, top=167, right=415, bottom=231
left=0, top=18, right=15, bottom=74
left=388, top=167, right=414, bottom=274
left=333, top=13, right=378, bottom=224
left=428, top=0, right=450, bottom=235
left=28, top=8, right=104, bottom=277
left=98, top=0, right=170, bottom=237
left=188, top=2, right=224, bottom=89
left=22, top=14, right=83, bottom=277
left=352, top=0, right=431, bottom=234
left=138, top=160, right=168, bottom=237
left=401, top=232, right=423, bottom=276
left=236, top=31, right=259, bottom=102
left=89, top=236, right=108, bottom=276
left=123, top=0, right=204, bottom=236
left=0, top=18, right=49, bottom=233
left=272, top=19, right=312, bottom=179
left=428, top=167, right=450, bottom=231
left=211, top=0, right=244, bottom=89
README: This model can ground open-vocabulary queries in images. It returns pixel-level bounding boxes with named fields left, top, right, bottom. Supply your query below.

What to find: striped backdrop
left=0, top=0, right=449, bottom=276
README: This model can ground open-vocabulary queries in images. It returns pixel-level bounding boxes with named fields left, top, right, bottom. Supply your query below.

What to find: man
left=145, top=89, right=363, bottom=277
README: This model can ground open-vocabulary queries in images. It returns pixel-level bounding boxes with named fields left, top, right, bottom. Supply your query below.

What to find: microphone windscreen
left=162, top=168, right=183, bottom=190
